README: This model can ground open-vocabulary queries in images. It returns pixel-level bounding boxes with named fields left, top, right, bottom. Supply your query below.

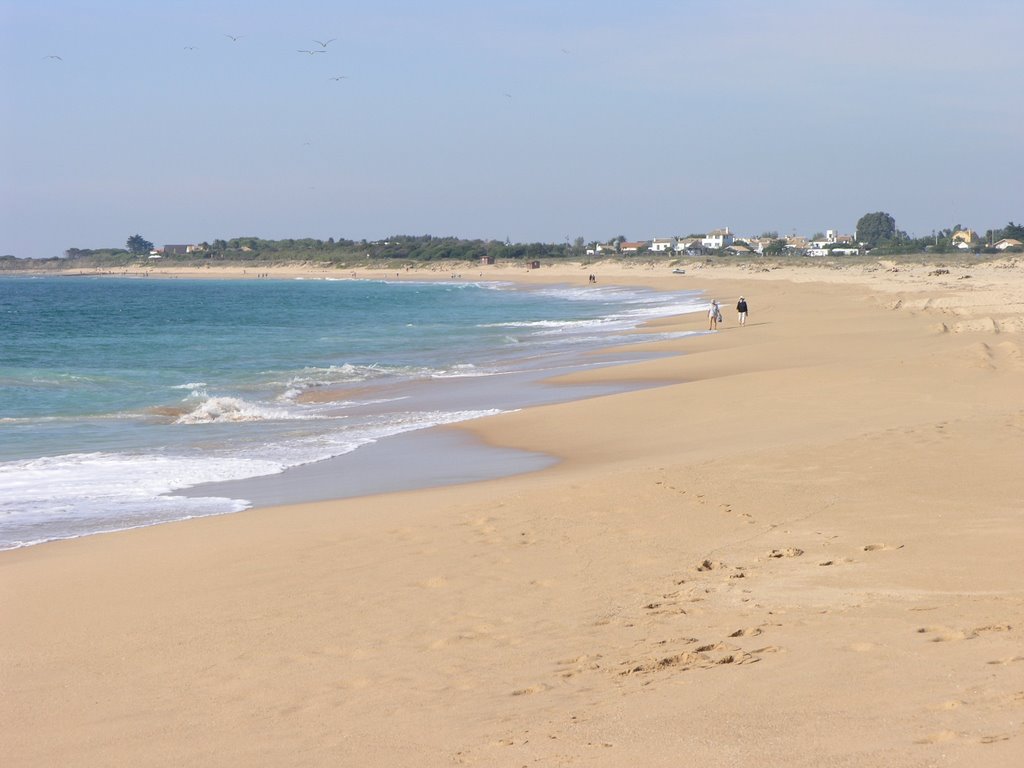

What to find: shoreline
left=0, top=273, right=707, bottom=550
left=2, top=261, right=1023, bottom=766
left=7, top=253, right=1023, bottom=330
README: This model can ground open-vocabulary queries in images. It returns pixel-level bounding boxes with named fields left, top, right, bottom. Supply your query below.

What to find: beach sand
left=2, top=259, right=1023, bottom=766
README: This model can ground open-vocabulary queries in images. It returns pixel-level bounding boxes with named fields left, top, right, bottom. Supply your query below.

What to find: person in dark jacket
left=736, top=296, right=749, bottom=326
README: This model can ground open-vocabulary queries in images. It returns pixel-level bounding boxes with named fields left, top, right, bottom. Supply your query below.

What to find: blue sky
left=2, top=0, right=1021, bottom=257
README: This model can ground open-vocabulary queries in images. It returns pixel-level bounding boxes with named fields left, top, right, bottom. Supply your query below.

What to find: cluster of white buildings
left=586, top=227, right=1023, bottom=258
left=586, top=227, right=858, bottom=257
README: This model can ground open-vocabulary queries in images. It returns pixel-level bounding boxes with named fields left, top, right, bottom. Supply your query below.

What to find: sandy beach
left=2, top=258, right=1023, bottom=766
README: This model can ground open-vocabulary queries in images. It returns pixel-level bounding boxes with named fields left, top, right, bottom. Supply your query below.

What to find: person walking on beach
left=708, top=299, right=722, bottom=330
left=736, top=296, right=749, bottom=326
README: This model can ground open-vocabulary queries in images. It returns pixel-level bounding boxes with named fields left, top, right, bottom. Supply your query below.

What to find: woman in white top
left=708, top=300, right=721, bottom=330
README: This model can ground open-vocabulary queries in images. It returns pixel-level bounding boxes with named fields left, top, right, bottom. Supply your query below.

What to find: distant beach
left=2, top=257, right=1023, bottom=767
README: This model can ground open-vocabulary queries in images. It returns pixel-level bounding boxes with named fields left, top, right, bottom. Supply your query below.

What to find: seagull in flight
left=183, top=46, right=198, bottom=50
left=314, top=38, right=336, bottom=48
left=297, top=49, right=326, bottom=55
left=224, top=34, right=244, bottom=42
left=43, top=54, right=63, bottom=60
left=329, top=75, right=348, bottom=80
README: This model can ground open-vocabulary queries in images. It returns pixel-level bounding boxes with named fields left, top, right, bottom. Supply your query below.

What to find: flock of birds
left=43, top=34, right=350, bottom=82
left=42, top=35, right=576, bottom=92
left=219, top=34, right=345, bottom=80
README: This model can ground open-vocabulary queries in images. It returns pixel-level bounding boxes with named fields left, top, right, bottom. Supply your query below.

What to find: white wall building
left=701, top=228, right=734, bottom=250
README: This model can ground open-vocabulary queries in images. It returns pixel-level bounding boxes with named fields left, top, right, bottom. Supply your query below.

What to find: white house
left=650, top=237, right=677, bottom=253
left=674, top=238, right=704, bottom=254
left=808, top=246, right=860, bottom=257
left=701, top=228, right=734, bottom=250
left=809, top=230, right=855, bottom=249
left=994, top=238, right=1023, bottom=251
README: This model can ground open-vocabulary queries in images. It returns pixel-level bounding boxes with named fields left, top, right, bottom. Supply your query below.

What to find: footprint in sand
left=919, top=623, right=1012, bottom=643
left=985, top=656, right=1024, bottom=666
left=728, top=627, right=763, bottom=638
left=511, top=683, right=551, bottom=696
left=972, top=623, right=1012, bottom=635
left=917, top=626, right=971, bottom=642
left=978, top=734, right=1012, bottom=744
left=554, top=654, right=603, bottom=678
left=917, top=626, right=962, bottom=642
left=618, top=634, right=770, bottom=677
left=695, top=559, right=726, bottom=572
left=819, top=557, right=855, bottom=566
left=767, top=547, right=804, bottom=559
left=862, top=543, right=903, bottom=552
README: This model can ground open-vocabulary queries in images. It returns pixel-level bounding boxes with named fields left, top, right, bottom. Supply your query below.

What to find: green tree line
left=56, top=234, right=589, bottom=265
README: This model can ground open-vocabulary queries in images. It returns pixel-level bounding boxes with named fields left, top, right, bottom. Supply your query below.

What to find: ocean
left=0, top=274, right=706, bottom=549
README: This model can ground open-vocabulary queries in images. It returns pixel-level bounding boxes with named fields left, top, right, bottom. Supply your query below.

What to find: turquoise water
left=0, top=275, right=705, bottom=548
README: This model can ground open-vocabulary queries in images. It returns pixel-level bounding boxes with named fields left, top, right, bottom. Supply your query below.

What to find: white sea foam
left=478, top=318, right=612, bottom=330
left=0, top=407, right=505, bottom=550
left=0, top=452, right=262, bottom=549
left=175, top=395, right=320, bottom=424
left=430, top=364, right=489, bottom=378
left=275, top=362, right=491, bottom=399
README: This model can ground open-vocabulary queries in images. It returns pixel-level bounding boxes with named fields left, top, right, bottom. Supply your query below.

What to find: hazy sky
left=2, top=0, right=1021, bottom=257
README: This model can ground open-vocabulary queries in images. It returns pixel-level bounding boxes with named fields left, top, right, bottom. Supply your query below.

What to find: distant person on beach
left=736, top=296, right=748, bottom=326
left=708, top=299, right=721, bottom=330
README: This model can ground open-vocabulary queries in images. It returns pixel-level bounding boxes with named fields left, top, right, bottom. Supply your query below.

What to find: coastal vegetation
left=27, top=235, right=587, bottom=270
left=2, top=217, right=1021, bottom=271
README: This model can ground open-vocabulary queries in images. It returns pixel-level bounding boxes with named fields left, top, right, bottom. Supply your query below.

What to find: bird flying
left=298, top=49, right=326, bottom=55
left=329, top=75, right=348, bottom=80
left=314, top=39, right=336, bottom=48
left=224, top=34, right=244, bottom=41
left=43, top=55, right=63, bottom=60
